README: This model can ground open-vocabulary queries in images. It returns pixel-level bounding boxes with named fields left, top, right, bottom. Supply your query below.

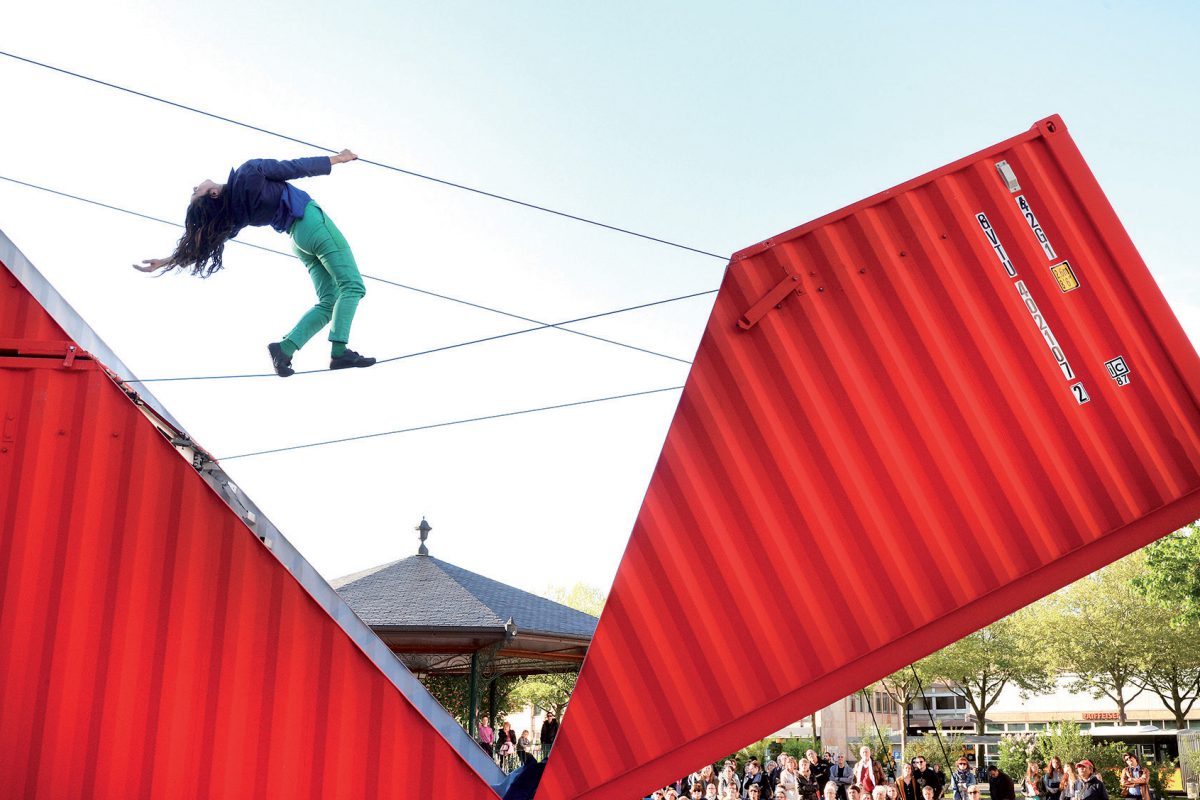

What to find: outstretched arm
left=240, top=149, right=357, bottom=182
left=132, top=257, right=174, bottom=273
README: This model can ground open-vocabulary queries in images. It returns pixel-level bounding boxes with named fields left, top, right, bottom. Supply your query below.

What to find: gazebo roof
left=332, top=553, right=597, bottom=676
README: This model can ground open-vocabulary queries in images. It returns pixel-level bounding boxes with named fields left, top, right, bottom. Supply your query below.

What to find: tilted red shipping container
left=538, top=115, right=1200, bottom=800
left=0, top=234, right=504, bottom=796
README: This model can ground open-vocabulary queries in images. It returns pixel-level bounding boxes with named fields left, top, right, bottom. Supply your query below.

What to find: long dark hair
left=165, top=193, right=238, bottom=277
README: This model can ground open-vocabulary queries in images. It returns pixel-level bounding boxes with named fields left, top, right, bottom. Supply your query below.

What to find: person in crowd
left=495, top=720, right=517, bottom=769
left=988, top=765, right=1017, bottom=800
left=809, top=751, right=832, bottom=791
left=689, top=784, right=705, bottom=800
left=1061, top=762, right=1079, bottom=800
left=898, top=763, right=920, bottom=800
left=721, top=762, right=742, bottom=799
left=952, top=757, right=977, bottom=800
left=932, top=764, right=947, bottom=800
left=913, top=757, right=937, bottom=798
left=797, top=757, right=820, bottom=800
left=705, top=784, right=719, bottom=800
left=1044, top=757, right=1064, bottom=800
left=1023, top=761, right=1044, bottom=800
left=516, top=729, right=532, bottom=759
left=1076, top=760, right=1107, bottom=800
left=780, top=756, right=801, bottom=800
left=872, top=786, right=891, bottom=800
left=774, top=787, right=789, bottom=800
left=888, top=781, right=902, bottom=800
left=538, top=710, right=559, bottom=758
left=824, top=782, right=841, bottom=800
left=1120, top=753, right=1148, bottom=800
left=857, top=747, right=886, bottom=796
left=699, top=765, right=718, bottom=792
left=746, top=760, right=772, bottom=799
left=747, top=786, right=762, bottom=800
left=831, top=753, right=855, bottom=800
left=923, top=786, right=938, bottom=800
left=766, top=762, right=782, bottom=793
left=478, top=715, right=494, bottom=755
left=848, top=784, right=865, bottom=800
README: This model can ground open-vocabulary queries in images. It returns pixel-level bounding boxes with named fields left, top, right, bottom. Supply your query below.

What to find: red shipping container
left=538, top=115, right=1200, bottom=800
left=0, top=236, right=503, bottom=797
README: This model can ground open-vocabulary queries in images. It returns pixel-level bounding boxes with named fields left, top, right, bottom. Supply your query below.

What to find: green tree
left=857, top=723, right=897, bottom=772
left=1134, top=523, right=1200, bottom=625
left=543, top=582, right=607, bottom=617
left=1133, top=614, right=1200, bottom=729
left=920, top=611, right=1052, bottom=735
left=507, top=671, right=577, bottom=717
left=878, top=666, right=933, bottom=759
left=905, top=724, right=966, bottom=773
left=1042, top=555, right=1153, bottom=725
left=505, top=582, right=606, bottom=717
left=997, top=731, right=1039, bottom=778
left=423, top=674, right=522, bottom=727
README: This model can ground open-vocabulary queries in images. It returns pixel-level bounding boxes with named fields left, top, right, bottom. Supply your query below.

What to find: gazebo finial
left=415, top=517, right=432, bottom=556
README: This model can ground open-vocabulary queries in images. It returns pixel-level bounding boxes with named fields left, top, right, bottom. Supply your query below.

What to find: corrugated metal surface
left=0, top=261, right=69, bottom=342
left=538, top=115, right=1200, bottom=800
left=0, top=251, right=503, bottom=797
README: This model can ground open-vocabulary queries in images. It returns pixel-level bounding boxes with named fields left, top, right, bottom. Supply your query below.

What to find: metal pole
left=468, top=651, right=479, bottom=743
left=489, top=679, right=498, bottom=731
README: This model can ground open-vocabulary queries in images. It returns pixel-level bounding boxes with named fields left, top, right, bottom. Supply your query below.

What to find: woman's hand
left=133, top=258, right=171, bottom=272
left=331, top=149, right=358, bottom=165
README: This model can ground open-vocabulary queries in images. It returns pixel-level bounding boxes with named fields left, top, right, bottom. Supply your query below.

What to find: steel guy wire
left=0, top=50, right=731, bottom=261
left=217, top=384, right=685, bottom=460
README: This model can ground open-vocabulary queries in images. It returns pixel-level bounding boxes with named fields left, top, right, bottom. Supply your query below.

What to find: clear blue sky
left=1, top=1, right=1196, bottom=595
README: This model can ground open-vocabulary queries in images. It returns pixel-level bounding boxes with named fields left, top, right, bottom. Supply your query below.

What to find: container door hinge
left=737, top=273, right=801, bottom=331
left=63, top=345, right=78, bottom=367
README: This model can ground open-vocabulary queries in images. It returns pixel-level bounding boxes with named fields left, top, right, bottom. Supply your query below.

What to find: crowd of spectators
left=477, top=710, right=559, bottom=772
left=642, top=746, right=1148, bottom=800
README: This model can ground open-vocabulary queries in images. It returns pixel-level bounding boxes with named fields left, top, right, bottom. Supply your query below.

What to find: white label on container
left=1070, top=382, right=1091, bottom=405
left=1105, top=356, right=1132, bottom=387
left=1016, top=280, right=1076, bottom=381
left=1015, top=195, right=1057, bottom=260
left=976, top=212, right=1018, bottom=278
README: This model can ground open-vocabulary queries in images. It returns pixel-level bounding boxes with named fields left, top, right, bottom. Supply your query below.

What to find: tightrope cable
left=218, top=384, right=685, bottom=460
left=0, top=50, right=731, bottom=261
left=128, top=290, right=709, bottom=382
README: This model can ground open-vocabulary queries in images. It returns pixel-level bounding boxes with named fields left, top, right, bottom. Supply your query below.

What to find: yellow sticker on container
left=1050, top=260, right=1080, bottom=293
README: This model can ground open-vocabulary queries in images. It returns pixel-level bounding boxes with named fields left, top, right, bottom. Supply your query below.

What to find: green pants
left=283, top=202, right=366, bottom=348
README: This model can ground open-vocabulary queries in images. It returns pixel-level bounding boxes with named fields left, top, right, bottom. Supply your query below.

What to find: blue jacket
left=224, top=156, right=331, bottom=234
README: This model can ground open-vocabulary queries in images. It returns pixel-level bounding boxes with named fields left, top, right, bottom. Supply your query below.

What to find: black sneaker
left=330, top=349, right=376, bottom=370
left=267, top=342, right=294, bottom=377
